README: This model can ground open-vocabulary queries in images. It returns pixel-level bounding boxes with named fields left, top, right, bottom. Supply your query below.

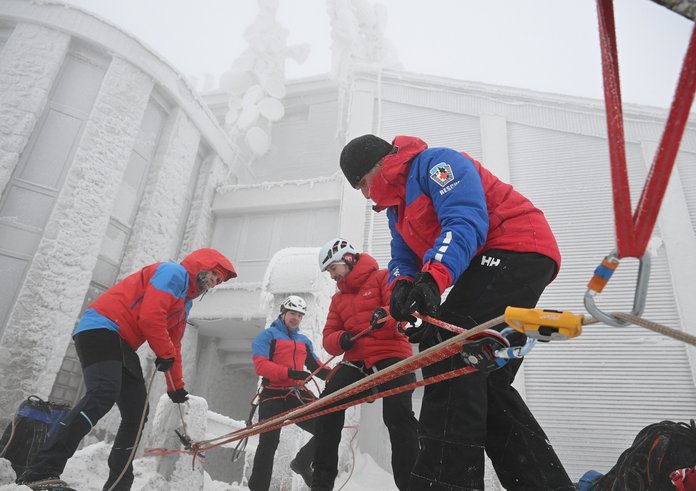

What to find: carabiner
left=584, top=250, right=651, bottom=327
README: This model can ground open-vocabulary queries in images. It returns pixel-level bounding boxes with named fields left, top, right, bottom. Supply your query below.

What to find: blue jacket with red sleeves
left=369, top=135, right=561, bottom=293
left=73, top=248, right=236, bottom=391
left=252, top=318, right=323, bottom=389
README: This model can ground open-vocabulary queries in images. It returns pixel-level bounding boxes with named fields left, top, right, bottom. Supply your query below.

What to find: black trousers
left=248, top=387, right=317, bottom=491
left=24, top=329, right=147, bottom=491
left=311, top=358, right=419, bottom=491
left=409, top=250, right=574, bottom=491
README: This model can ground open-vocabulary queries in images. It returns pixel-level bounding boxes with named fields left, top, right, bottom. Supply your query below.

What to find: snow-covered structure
left=1, top=0, right=696, bottom=488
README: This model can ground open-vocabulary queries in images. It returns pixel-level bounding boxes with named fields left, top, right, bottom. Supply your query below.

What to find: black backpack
left=589, top=420, right=696, bottom=491
left=0, top=395, right=71, bottom=476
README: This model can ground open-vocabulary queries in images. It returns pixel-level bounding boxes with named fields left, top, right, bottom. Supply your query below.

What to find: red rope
left=596, top=0, right=636, bottom=258
left=192, top=315, right=504, bottom=453
left=632, top=22, right=696, bottom=255
left=596, top=0, right=696, bottom=259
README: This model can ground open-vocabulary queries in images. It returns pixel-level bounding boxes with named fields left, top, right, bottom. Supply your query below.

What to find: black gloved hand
left=155, top=357, right=175, bottom=372
left=288, top=369, right=312, bottom=380
left=339, top=332, right=355, bottom=351
left=406, top=273, right=441, bottom=317
left=389, top=279, right=415, bottom=322
left=370, top=307, right=388, bottom=330
left=168, top=388, right=189, bottom=403
left=404, top=322, right=438, bottom=345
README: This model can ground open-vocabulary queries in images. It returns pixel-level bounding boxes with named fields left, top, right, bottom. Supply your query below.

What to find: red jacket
left=371, top=135, right=561, bottom=293
left=323, top=253, right=412, bottom=368
left=80, top=248, right=235, bottom=390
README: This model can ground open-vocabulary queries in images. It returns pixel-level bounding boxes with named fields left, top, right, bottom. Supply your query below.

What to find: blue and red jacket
left=369, top=135, right=561, bottom=293
left=252, top=318, right=324, bottom=389
left=73, top=248, right=236, bottom=391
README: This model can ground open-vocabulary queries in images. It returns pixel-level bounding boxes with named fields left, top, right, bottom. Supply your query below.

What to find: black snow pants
left=409, top=250, right=575, bottom=491
left=247, top=386, right=317, bottom=491
left=311, top=357, right=419, bottom=491
left=23, top=328, right=148, bottom=491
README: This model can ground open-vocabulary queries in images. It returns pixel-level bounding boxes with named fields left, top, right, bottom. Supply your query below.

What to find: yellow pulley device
left=504, top=307, right=583, bottom=341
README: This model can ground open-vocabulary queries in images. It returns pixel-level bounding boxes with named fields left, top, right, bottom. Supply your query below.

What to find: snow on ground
left=0, top=440, right=398, bottom=491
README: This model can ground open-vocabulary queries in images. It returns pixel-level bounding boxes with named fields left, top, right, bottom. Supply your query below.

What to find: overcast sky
left=61, top=0, right=694, bottom=110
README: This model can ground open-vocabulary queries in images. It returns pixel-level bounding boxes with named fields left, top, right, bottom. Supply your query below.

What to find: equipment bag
left=0, top=395, right=71, bottom=476
left=580, top=420, right=696, bottom=491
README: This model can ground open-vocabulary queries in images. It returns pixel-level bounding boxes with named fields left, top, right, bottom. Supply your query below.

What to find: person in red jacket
left=339, top=134, right=574, bottom=491
left=310, top=238, right=418, bottom=491
left=17, top=248, right=236, bottom=491
left=249, top=295, right=329, bottom=491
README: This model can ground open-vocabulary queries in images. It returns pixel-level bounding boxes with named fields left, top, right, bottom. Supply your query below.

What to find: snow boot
left=16, top=476, right=77, bottom=490
left=290, top=457, right=313, bottom=487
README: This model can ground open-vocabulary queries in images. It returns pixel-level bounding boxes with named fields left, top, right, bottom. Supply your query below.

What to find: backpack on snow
left=0, top=395, right=71, bottom=476
left=579, top=420, right=696, bottom=491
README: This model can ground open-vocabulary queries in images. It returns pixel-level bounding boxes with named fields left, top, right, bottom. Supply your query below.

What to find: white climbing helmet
left=280, top=295, right=307, bottom=315
left=318, top=238, right=358, bottom=272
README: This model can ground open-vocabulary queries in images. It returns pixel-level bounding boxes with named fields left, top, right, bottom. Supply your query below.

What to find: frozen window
left=0, top=51, right=106, bottom=335
left=95, top=95, right=168, bottom=287
left=212, top=206, right=339, bottom=282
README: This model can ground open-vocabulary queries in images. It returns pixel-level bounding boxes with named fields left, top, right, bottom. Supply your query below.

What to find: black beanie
left=339, top=134, right=393, bottom=187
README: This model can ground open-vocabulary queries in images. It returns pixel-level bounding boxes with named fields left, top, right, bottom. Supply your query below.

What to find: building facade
left=1, top=0, right=695, bottom=486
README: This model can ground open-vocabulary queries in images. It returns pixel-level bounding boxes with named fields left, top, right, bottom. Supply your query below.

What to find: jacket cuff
left=421, top=261, right=452, bottom=294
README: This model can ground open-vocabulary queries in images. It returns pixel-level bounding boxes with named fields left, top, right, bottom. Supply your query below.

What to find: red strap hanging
left=596, top=0, right=696, bottom=259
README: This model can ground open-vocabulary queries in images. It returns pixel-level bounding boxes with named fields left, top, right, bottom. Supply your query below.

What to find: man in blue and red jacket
left=17, top=248, right=236, bottom=491
left=339, top=135, right=574, bottom=491
left=249, top=295, right=329, bottom=491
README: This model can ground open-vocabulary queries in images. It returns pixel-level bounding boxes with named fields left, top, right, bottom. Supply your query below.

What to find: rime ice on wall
left=0, top=57, right=153, bottom=415
left=120, top=107, right=201, bottom=273
left=178, top=155, right=230, bottom=259
left=0, top=24, right=69, bottom=200
left=220, top=0, right=309, bottom=161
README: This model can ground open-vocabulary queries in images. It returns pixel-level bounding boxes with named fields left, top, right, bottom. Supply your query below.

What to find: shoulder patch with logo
left=429, top=163, right=455, bottom=186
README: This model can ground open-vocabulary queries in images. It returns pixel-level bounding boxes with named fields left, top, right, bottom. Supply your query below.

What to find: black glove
left=316, top=368, right=331, bottom=380
left=404, top=322, right=438, bottom=345
left=155, top=357, right=175, bottom=372
left=168, top=388, right=189, bottom=404
left=288, top=369, right=312, bottom=381
left=389, top=279, right=415, bottom=322
left=370, top=307, right=388, bottom=330
left=406, top=273, right=441, bottom=317
left=339, top=332, right=355, bottom=351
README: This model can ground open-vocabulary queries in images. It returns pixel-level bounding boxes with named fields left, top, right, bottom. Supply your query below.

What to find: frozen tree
left=219, top=0, right=310, bottom=161
left=326, top=0, right=402, bottom=137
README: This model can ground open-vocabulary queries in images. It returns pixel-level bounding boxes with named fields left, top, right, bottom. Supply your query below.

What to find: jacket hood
left=338, top=253, right=379, bottom=294
left=181, top=248, right=236, bottom=298
left=370, top=136, right=428, bottom=210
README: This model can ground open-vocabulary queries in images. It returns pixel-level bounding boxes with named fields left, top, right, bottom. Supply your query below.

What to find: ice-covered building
left=1, top=0, right=695, bottom=488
